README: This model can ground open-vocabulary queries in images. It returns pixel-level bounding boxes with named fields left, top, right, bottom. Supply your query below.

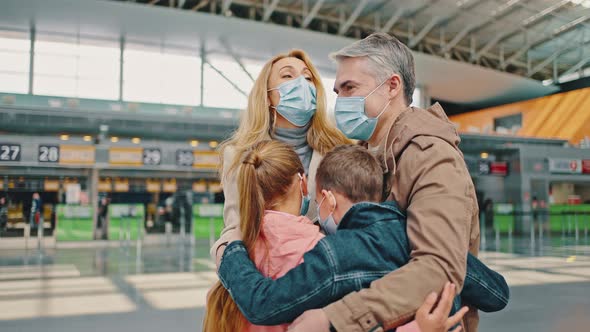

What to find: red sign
left=568, top=195, right=582, bottom=205
left=490, top=162, right=508, bottom=176
left=583, top=160, right=590, bottom=174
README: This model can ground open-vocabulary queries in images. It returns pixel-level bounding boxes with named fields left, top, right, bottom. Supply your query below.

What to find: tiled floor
left=0, top=236, right=589, bottom=332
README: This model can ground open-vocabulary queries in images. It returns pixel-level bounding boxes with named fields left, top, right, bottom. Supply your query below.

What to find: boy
left=218, top=145, right=508, bottom=330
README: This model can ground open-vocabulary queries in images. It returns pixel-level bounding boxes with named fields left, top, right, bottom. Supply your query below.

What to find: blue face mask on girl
left=268, top=76, right=317, bottom=127
left=334, top=79, right=392, bottom=141
left=317, top=193, right=338, bottom=235
left=298, top=173, right=311, bottom=216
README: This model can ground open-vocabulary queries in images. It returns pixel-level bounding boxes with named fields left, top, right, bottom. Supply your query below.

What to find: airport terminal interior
left=1, top=0, right=590, bottom=331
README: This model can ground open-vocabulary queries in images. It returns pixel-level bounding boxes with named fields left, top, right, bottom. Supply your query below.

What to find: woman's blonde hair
left=219, top=49, right=350, bottom=176
left=203, top=140, right=304, bottom=332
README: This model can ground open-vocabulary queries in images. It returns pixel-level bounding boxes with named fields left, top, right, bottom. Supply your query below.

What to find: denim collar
left=338, top=201, right=405, bottom=230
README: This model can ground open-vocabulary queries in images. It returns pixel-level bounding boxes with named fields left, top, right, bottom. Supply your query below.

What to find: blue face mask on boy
left=334, top=79, right=391, bottom=141
left=298, top=173, right=310, bottom=216
left=317, top=193, right=338, bottom=235
left=269, top=76, right=317, bottom=127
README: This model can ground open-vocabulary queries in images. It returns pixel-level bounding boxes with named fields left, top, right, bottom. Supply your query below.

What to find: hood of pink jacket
left=253, top=210, right=324, bottom=279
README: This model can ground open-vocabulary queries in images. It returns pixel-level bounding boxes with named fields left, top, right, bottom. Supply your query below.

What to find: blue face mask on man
left=334, top=79, right=391, bottom=141
left=298, top=173, right=311, bottom=216
left=316, top=193, right=338, bottom=235
left=268, top=75, right=317, bottom=127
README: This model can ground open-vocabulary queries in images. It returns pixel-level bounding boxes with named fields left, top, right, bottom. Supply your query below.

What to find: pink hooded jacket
left=245, top=210, right=324, bottom=332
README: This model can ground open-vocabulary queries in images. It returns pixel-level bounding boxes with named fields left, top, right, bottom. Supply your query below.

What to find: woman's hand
left=415, top=282, right=468, bottom=332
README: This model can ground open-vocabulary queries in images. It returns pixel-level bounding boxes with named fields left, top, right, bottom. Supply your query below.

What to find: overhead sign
left=490, top=162, right=508, bottom=176
left=0, top=143, right=21, bottom=162
left=478, top=160, right=491, bottom=175
left=193, top=151, right=220, bottom=169
left=38, top=145, right=60, bottom=163
left=163, top=179, right=177, bottom=193
left=110, top=147, right=161, bottom=166
left=98, top=179, right=112, bottom=192
left=44, top=179, right=60, bottom=192
left=142, top=148, right=162, bottom=166
left=478, top=160, right=508, bottom=176
left=114, top=179, right=129, bottom=192
left=176, top=149, right=194, bottom=166
left=146, top=179, right=161, bottom=193
left=109, top=147, right=143, bottom=166
left=193, top=181, right=207, bottom=193
left=549, top=158, right=582, bottom=174
left=59, top=145, right=95, bottom=165
left=209, top=181, right=221, bottom=192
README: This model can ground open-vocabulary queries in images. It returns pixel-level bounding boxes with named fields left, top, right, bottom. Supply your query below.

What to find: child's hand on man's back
left=415, top=282, right=468, bottom=332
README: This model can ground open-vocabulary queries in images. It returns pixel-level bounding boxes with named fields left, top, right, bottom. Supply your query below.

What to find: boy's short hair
left=316, top=145, right=383, bottom=203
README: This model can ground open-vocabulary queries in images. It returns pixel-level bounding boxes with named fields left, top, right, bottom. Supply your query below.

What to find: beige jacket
left=210, top=145, right=323, bottom=261
left=324, top=103, right=480, bottom=332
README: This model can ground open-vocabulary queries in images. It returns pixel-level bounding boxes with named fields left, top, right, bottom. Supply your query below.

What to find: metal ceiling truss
left=218, top=37, right=255, bottom=82
left=117, top=0, right=590, bottom=81
left=441, top=0, right=523, bottom=54
left=408, top=0, right=482, bottom=48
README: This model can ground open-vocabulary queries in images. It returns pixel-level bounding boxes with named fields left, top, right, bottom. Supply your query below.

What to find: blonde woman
left=211, top=50, right=350, bottom=264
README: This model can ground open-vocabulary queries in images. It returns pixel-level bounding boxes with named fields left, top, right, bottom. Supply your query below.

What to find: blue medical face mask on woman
left=268, top=75, right=317, bottom=127
left=334, top=79, right=391, bottom=141
left=298, top=173, right=311, bottom=216
left=316, top=193, right=337, bottom=235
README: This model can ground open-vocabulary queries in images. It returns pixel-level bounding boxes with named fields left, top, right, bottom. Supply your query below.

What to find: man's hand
left=287, top=309, right=331, bottom=332
left=415, top=282, right=468, bottom=332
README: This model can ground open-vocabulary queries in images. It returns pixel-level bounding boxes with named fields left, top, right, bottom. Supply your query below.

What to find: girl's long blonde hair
left=203, top=140, right=305, bottom=332
left=219, top=49, right=350, bottom=177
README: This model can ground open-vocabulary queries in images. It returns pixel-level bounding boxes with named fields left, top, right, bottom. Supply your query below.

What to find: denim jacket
left=218, top=201, right=509, bottom=326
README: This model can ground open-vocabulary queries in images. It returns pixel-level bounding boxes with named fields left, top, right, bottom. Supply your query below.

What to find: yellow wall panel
left=449, top=87, right=590, bottom=143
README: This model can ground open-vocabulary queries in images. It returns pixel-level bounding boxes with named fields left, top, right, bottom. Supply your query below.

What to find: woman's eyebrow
left=279, top=65, right=295, bottom=72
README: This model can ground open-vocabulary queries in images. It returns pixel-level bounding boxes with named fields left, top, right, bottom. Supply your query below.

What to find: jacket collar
left=338, top=201, right=405, bottom=230
left=372, top=102, right=460, bottom=177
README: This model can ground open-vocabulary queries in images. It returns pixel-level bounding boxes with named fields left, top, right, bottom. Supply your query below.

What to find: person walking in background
left=0, top=196, right=8, bottom=234
left=30, top=192, right=42, bottom=230
left=96, top=196, right=110, bottom=240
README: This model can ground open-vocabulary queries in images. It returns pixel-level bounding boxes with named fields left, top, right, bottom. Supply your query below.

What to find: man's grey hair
left=330, top=33, right=415, bottom=106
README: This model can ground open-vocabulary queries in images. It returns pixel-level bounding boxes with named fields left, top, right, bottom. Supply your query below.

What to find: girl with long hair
left=204, top=140, right=324, bottom=332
